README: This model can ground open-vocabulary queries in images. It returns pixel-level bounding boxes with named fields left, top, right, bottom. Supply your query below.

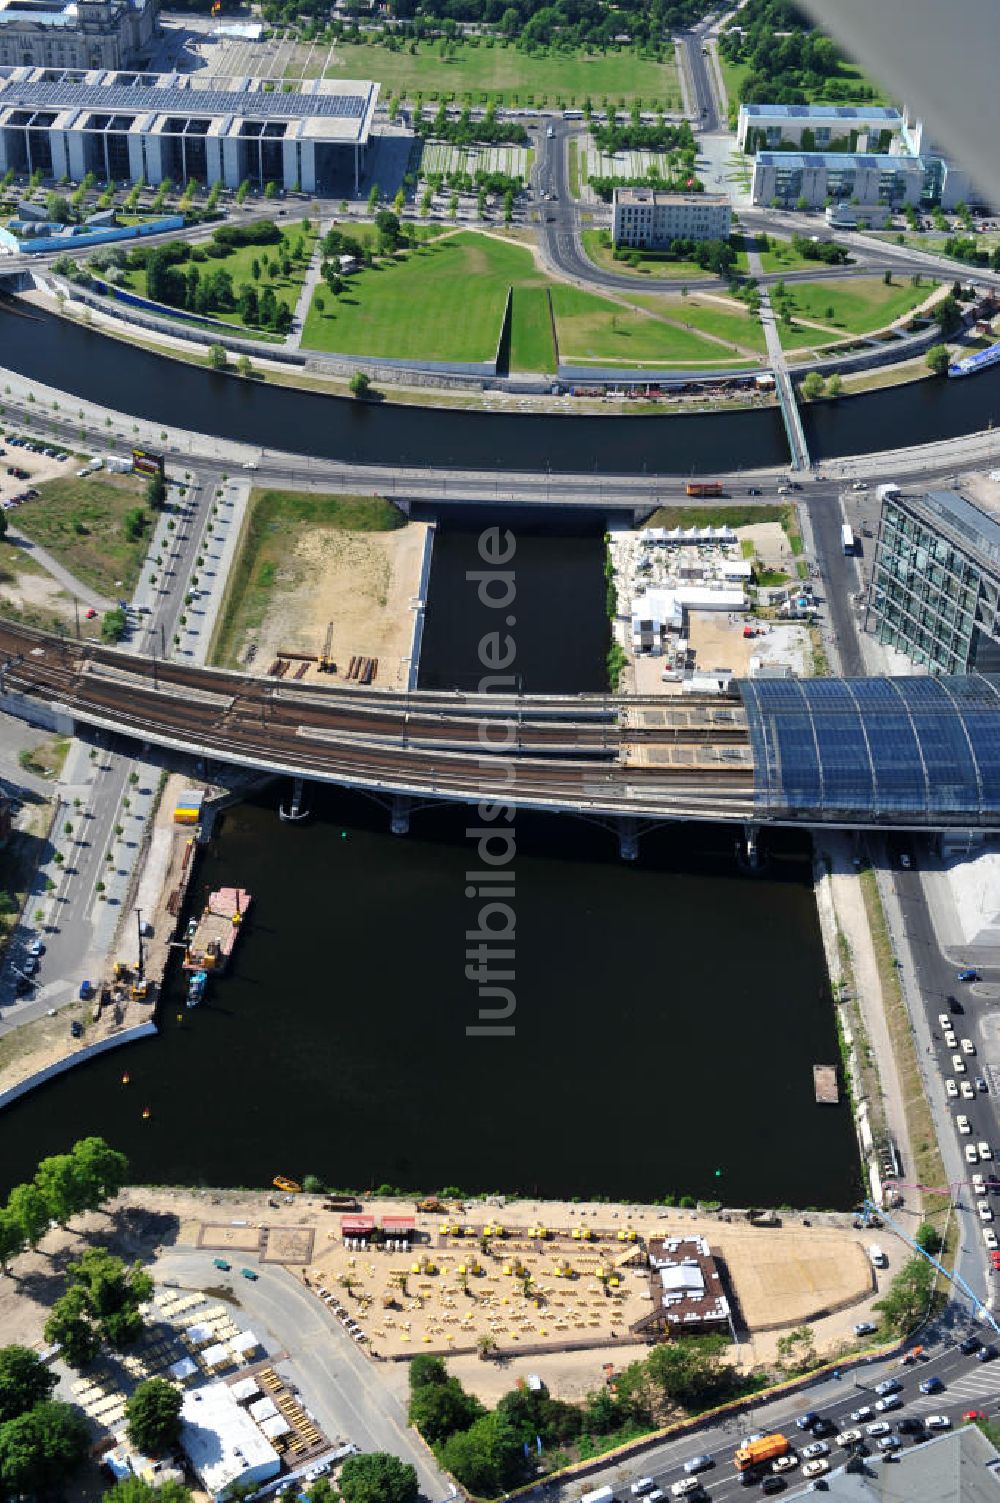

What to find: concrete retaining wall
left=0, top=1022, right=158, bottom=1112
left=0, top=690, right=74, bottom=736
left=407, top=521, right=437, bottom=692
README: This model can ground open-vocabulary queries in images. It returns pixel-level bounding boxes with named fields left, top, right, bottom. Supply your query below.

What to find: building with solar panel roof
left=0, top=65, right=380, bottom=193
left=0, top=0, right=156, bottom=72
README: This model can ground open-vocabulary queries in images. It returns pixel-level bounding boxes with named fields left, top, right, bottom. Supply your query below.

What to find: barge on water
left=948, top=341, right=1000, bottom=378
left=183, top=887, right=251, bottom=974
left=813, top=1064, right=839, bottom=1105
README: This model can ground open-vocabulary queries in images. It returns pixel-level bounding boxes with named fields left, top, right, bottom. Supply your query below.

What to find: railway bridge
left=0, top=623, right=998, bottom=851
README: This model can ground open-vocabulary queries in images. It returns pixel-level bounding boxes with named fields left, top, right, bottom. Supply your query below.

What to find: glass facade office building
left=866, top=489, right=1000, bottom=675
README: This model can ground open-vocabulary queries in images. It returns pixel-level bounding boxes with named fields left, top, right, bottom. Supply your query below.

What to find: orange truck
left=734, top=1434, right=789, bottom=1472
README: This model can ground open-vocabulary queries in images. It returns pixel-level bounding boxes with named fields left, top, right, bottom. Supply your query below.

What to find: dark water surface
left=418, top=517, right=609, bottom=693
left=3, top=301, right=1000, bottom=472
left=0, top=795, right=861, bottom=1210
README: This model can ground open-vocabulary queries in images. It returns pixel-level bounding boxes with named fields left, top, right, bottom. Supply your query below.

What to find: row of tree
left=0, top=1135, right=128, bottom=1270
left=718, top=0, right=875, bottom=108
left=414, top=101, right=528, bottom=146
left=589, top=118, right=694, bottom=154
left=408, top=1337, right=744, bottom=1497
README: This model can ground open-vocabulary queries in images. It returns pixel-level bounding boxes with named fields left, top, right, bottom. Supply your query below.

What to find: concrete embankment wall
left=407, top=522, right=437, bottom=692
left=0, top=1022, right=158, bottom=1112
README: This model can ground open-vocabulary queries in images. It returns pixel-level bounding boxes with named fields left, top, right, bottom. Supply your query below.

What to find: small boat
left=186, top=970, right=208, bottom=1008
left=273, top=1175, right=302, bottom=1194
left=948, top=340, right=1000, bottom=378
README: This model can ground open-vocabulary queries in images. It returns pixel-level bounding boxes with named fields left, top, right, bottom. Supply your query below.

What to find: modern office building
left=612, top=188, right=731, bottom=248
left=0, top=0, right=157, bottom=72
left=752, top=149, right=932, bottom=210
left=737, top=102, right=902, bottom=154
left=866, top=488, right=1000, bottom=675
left=0, top=67, right=380, bottom=193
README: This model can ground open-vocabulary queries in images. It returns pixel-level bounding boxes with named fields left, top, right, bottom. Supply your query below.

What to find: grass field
left=324, top=38, right=681, bottom=108
left=124, top=224, right=319, bottom=330
left=580, top=229, right=750, bottom=282
left=776, top=277, right=935, bottom=338
left=211, top=490, right=404, bottom=667
left=630, top=293, right=768, bottom=355
left=301, top=230, right=764, bottom=369
left=302, top=232, right=525, bottom=361
left=508, top=287, right=556, bottom=372
left=14, top=475, right=152, bottom=598
left=758, top=236, right=851, bottom=274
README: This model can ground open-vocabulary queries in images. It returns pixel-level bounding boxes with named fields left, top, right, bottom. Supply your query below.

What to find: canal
left=417, top=510, right=609, bottom=693
left=3, top=299, right=1000, bottom=473
left=0, top=793, right=862, bottom=1210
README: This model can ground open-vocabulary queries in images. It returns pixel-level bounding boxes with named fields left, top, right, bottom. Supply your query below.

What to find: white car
left=926, top=1415, right=951, bottom=1430
left=802, top=1441, right=830, bottom=1459
left=865, top=1422, right=891, bottom=1438
left=980, top=1142, right=993, bottom=1160
left=958, top=1115, right=972, bottom=1135
left=837, top=1429, right=863, bottom=1447
left=985, top=1227, right=999, bottom=1250
left=974, top=1173, right=987, bottom=1194
left=773, top=1455, right=799, bottom=1472
left=962, top=1081, right=976, bottom=1099
left=954, top=1054, right=967, bottom=1073
left=946, top=1080, right=960, bottom=1099
left=963, top=1038, right=977, bottom=1055
left=670, top=1483, right=701, bottom=1500
left=938, top=1013, right=951, bottom=1028
left=802, top=1460, right=830, bottom=1479
left=945, top=1031, right=958, bottom=1049
left=875, top=1396, right=902, bottom=1413
left=978, top=1200, right=994, bottom=1222
left=850, top=1407, right=874, bottom=1423
left=967, top=1144, right=980, bottom=1164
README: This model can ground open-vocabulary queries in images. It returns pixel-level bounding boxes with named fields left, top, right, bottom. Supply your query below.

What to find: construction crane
left=863, top=1198, right=1000, bottom=1336
left=318, top=622, right=335, bottom=674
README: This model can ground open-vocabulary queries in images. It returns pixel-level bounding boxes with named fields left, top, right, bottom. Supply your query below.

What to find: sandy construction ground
left=737, top=522, right=795, bottom=574
left=250, top=521, right=427, bottom=690
left=0, top=1185, right=885, bottom=1408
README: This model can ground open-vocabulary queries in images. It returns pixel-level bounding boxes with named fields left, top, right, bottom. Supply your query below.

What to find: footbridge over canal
left=0, top=624, right=998, bottom=838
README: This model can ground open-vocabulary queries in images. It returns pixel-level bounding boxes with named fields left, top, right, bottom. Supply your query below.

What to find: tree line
left=415, top=100, right=528, bottom=146
left=255, top=0, right=717, bottom=45
left=718, top=0, right=877, bottom=106
left=0, top=1135, right=127, bottom=1270
left=408, top=1338, right=746, bottom=1497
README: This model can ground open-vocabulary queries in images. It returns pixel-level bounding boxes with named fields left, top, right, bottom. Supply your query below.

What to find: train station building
left=0, top=67, right=380, bottom=193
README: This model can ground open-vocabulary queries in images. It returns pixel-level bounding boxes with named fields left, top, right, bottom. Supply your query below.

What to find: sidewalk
left=6, top=527, right=114, bottom=612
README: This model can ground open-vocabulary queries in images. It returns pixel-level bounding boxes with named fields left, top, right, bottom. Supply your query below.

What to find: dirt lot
left=0, top=439, right=75, bottom=506
left=250, top=521, right=428, bottom=688
left=738, top=521, right=795, bottom=575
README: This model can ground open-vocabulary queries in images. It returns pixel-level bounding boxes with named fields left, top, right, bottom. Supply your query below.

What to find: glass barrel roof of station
left=738, top=675, right=1000, bottom=824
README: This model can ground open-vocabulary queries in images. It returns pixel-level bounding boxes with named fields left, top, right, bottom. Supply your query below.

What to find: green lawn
left=302, top=231, right=530, bottom=361
left=14, top=475, right=153, bottom=597
left=580, top=228, right=749, bottom=282
left=758, top=236, right=851, bottom=274
left=509, top=287, right=557, bottom=373
left=211, top=490, right=404, bottom=667
left=630, top=293, right=768, bottom=355
left=550, top=285, right=751, bottom=366
left=325, top=38, right=680, bottom=108
left=776, top=277, right=936, bottom=338
left=718, top=57, right=750, bottom=122
left=301, top=230, right=757, bottom=368
left=124, top=223, right=319, bottom=331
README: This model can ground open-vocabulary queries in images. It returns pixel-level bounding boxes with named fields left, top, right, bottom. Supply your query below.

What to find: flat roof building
left=0, top=66, right=380, bottom=193
left=0, top=0, right=156, bottom=72
left=752, top=150, right=932, bottom=210
left=866, top=488, right=1000, bottom=676
left=180, top=1382, right=280, bottom=1502
left=612, top=188, right=731, bottom=248
left=737, top=102, right=902, bottom=154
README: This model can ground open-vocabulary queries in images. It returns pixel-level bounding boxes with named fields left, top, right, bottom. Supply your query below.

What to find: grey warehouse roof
left=921, top=488, right=1000, bottom=568
left=1, top=77, right=369, bottom=122
left=739, top=674, right=1000, bottom=825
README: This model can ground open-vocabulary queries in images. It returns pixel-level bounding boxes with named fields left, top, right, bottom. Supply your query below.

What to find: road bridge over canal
left=0, top=623, right=998, bottom=838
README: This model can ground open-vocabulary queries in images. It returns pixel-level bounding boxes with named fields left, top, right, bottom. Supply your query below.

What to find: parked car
left=958, top=969, right=980, bottom=982
left=957, top=1115, right=972, bottom=1134
left=979, top=1201, right=994, bottom=1222
left=683, top=1456, right=713, bottom=1475
left=919, top=1376, right=944, bottom=1395
left=967, top=1144, right=980, bottom=1164
left=963, top=1038, right=977, bottom=1054
left=874, top=1379, right=901, bottom=1396
left=837, top=1429, right=863, bottom=1448
left=802, top=1442, right=830, bottom=1459
left=239, top=1267, right=258, bottom=1281
left=980, top=1142, right=993, bottom=1160
left=960, top=1335, right=982, bottom=1355
left=946, top=1080, right=959, bottom=1099
left=796, top=1413, right=819, bottom=1431
left=925, top=1415, right=951, bottom=1430
left=801, top=1460, right=829, bottom=1480
left=865, top=1423, right=891, bottom=1439
left=978, top=1345, right=998, bottom=1363
left=853, top=1321, right=877, bottom=1336
left=875, top=1396, right=902, bottom=1413
left=761, top=1480, right=785, bottom=1497
left=962, top=1082, right=976, bottom=1099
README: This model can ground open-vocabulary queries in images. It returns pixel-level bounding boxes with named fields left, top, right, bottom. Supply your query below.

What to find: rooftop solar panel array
left=738, top=675, right=1000, bottom=825
left=2, top=78, right=368, bottom=122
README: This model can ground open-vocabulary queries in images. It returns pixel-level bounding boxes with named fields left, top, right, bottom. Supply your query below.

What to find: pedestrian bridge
left=0, top=622, right=998, bottom=831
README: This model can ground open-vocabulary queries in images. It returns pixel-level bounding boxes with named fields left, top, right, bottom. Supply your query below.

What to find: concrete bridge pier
left=618, top=817, right=642, bottom=861
left=390, top=794, right=412, bottom=835
left=278, top=777, right=309, bottom=822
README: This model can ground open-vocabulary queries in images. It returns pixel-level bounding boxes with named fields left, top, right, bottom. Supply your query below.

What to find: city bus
left=841, top=523, right=856, bottom=555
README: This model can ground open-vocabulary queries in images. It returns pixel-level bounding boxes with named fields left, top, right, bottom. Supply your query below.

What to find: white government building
left=0, top=66, right=379, bottom=193
left=612, top=188, right=731, bottom=248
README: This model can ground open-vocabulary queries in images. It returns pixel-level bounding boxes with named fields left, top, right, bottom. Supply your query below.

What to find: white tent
left=168, top=1356, right=198, bottom=1382
left=230, top=1377, right=261, bottom=1403
left=249, top=1396, right=279, bottom=1425
left=202, top=1342, right=229, bottom=1369
left=260, top=1414, right=293, bottom=1440
left=185, top=1322, right=214, bottom=1347
left=230, top=1331, right=260, bottom=1358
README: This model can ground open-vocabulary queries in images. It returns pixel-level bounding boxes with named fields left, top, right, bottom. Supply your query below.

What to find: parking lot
left=0, top=432, right=74, bottom=509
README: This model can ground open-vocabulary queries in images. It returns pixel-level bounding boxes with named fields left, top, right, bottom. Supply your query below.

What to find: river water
left=0, top=794, right=861, bottom=1209
left=4, top=299, right=1000, bottom=472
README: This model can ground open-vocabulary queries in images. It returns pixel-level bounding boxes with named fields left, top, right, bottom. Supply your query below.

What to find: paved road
left=542, top=1338, right=1000, bottom=1503
left=155, top=1245, right=451, bottom=1501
